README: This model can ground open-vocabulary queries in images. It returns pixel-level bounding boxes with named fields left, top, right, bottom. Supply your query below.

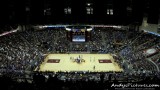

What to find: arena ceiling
left=0, top=0, right=159, bottom=25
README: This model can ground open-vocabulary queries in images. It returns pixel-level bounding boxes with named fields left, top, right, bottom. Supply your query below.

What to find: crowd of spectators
left=1, top=71, right=160, bottom=90
left=0, top=26, right=160, bottom=87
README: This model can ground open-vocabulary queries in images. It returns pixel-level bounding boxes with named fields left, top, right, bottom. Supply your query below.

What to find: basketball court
left=36, top=54, right=123, bottom=72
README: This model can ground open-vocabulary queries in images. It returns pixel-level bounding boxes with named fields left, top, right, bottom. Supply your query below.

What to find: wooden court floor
left=36, top=54, right=123, bottom=72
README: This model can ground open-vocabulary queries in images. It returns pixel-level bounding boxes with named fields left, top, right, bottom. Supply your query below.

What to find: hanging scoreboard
left=66, top=25, right=92, bottom=42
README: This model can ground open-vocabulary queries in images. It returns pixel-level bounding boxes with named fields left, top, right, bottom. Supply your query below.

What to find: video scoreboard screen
left=66, top=25, right=92, bottom=42
left=71, top=28, right=86, bottom=42
left=72, top=29, right=86, bottom=32
left=72, top=35, right=85, bottom=42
